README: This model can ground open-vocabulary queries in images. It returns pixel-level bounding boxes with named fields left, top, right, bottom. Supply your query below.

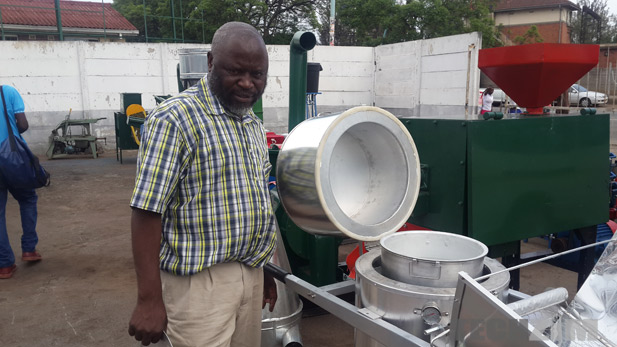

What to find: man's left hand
left=262, top=271, right=277, bottom=312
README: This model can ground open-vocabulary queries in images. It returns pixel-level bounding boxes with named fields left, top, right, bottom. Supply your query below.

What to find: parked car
left=567, top=84, right=608, bottom=107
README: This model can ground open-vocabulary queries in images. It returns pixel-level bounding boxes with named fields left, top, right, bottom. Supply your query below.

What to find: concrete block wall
left=375, top=32, right=482, bottom=118
left=0, top=40, right=202, bottom=153
left=264, top=44, right=375, bottom=133
left=0, top=32, right=481, bottom=155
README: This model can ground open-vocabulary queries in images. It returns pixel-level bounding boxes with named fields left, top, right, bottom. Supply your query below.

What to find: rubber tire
left=579, top=98, right=591, bottom=107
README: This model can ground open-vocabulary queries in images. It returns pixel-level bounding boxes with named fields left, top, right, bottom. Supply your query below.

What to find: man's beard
left=208, top=68, right=266, bottom=117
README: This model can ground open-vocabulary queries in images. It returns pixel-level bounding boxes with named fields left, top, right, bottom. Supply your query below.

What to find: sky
left=607, top=0, right=617, bottom=16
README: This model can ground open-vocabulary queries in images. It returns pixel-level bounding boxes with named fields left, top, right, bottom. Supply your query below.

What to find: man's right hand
left=129, top=208, right=166, bottom=345
left=128, top=298, right=168, bottom=346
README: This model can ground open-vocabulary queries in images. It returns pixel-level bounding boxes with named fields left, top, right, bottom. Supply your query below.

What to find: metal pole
left=475, top=239, right=616, bottom=282
left=329, top=0, right=335, bottom=46
left=179, top=0, right=184, bottom=43
left=54, top=0, right=64, bottom=41
left=171, top=0, right=177, bottom=42
left=101, top=0, right=107, bottom=40
left=607, top=47, right=610, bottom=99
left=0, top=8, right=5, bottom=41
left=142, top=0, right=148, bottom=42
left=558, top=4, right=562, bottom=43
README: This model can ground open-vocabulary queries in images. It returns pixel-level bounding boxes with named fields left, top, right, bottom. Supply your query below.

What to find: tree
left=570, top=0, right=617, bottom=44
left=113, top=0, right=321, bottom=44
left=332, top=0, right=502, bottom=47
left=513, top=25, right=544, bottom=45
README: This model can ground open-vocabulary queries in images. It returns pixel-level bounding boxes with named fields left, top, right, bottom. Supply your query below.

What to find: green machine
left=272, top=40, right=610, bottom=289
left=403, top=113, right=609, bottom=288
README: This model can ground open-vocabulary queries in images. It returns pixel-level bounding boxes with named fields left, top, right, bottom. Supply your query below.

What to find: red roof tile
left=0, top=0, right=137, bottom=31
left=495, top=0, right=580, bottom=12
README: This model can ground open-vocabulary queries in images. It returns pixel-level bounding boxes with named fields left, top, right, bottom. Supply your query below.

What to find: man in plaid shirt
left=128, top=22, right=277, bottom=346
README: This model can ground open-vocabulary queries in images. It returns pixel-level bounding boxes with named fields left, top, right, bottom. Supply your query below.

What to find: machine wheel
left=579, top=98, right=591, bottom=107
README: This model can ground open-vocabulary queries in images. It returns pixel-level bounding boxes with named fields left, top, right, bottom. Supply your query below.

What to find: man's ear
left=207, top=52, right=213, bottom=72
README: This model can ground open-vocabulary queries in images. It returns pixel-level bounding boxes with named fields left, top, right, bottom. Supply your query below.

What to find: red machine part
left=608, top=220, right=617, bottom=233
left=479, top=43, right=599, bottom=114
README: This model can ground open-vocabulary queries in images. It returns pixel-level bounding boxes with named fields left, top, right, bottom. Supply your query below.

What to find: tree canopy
left=316, top=0, right=501, bottom=47
left=113, top=0, right=320, bottom=43
left=113, top=0, right=501, bottom=46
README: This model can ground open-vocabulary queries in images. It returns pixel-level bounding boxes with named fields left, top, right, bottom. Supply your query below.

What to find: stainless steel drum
left=380, top=231, right=488, bottom=288
left=355, top=249, right=510, bottom=346
left=276, top=106, right=421, bottom=241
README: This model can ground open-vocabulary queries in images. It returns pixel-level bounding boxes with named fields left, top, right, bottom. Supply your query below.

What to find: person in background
left=0, top=85, right=42, bottom=280
left=128, top=22, right=277, bottom=347
left=481, top=87, right=494, bottom=115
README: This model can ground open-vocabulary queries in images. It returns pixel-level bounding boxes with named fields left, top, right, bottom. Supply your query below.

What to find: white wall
left=0, top=40, right=204, bottom=152
left=0, top=33, right=481, bottom=154
left=375, top=32, right=482, bottom=118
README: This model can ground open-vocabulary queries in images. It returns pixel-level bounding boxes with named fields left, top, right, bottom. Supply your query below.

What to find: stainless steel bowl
left=380, top=231, right=488, bottom=287
left=276, top=106, right=421, bottom=241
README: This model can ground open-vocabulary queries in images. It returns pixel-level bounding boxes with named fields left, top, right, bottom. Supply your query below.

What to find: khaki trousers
left=161, top=262, right=264, bottom=347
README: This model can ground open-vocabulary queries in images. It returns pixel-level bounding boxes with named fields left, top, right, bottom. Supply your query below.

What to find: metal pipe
left=288, top=31, right=316, bottom=132
left=101, top=0, right=106, bottom=40
left=142, top=0, right=148, bottom=42
left=54, top=0, right=63, bottom=41
left=329, top=0, right=335, bottom=46
left=475, top=238, right=616, bottom=282
left=281, top=325, right=302, bottom=347
left=171, top=0, right=176, bottom=41
left=1, top=8, right=5, bottom=40
left=506, top=287, right=568, bottom=316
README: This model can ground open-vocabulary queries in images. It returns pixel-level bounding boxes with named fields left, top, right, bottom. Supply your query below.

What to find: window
left=48, top=35, right=56, bottom=41
left=4, top=35, right=17, bottom=41
left=29, top=34, right=36, bottom=40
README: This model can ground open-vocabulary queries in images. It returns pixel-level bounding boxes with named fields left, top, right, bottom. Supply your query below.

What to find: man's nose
left=238, top=73, right=254, bottom=89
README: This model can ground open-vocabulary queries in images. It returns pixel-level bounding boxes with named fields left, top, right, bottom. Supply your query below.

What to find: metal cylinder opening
left=380, top=231, right=488, bottom=287
left=276, top=106, right=421, bottom=241
left=326, top=122, right=409, bottom=227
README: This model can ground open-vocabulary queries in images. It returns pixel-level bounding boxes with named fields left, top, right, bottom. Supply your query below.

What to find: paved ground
left=1, top=108, right=614, bottom=347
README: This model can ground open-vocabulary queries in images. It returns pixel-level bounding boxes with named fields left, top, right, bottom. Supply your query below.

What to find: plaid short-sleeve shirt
left=130, top=76, right=276, bottom=276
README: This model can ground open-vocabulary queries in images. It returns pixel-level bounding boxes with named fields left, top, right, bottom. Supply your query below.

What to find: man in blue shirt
left=0, top=85, right=41, bottom=280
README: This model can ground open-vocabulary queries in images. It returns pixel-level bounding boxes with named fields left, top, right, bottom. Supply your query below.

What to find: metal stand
left=305, top=92, right=321, bottom=119
left=264, top=263, right=430, bottom=347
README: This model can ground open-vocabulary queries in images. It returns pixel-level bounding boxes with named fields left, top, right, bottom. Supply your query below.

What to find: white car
left=568, top=84, right=607, bottom=107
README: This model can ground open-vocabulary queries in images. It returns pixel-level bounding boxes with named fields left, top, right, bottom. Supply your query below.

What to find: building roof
left=495, top=0, right=580, bottom=12
left=0, top=0, right=137, bottom=31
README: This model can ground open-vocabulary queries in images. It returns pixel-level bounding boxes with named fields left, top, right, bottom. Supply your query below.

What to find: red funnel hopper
left=479, top=43, right=599, bottom=114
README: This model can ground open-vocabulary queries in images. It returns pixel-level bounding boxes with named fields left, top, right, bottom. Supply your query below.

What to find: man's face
left=208, top=38, right=268, bottom=116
